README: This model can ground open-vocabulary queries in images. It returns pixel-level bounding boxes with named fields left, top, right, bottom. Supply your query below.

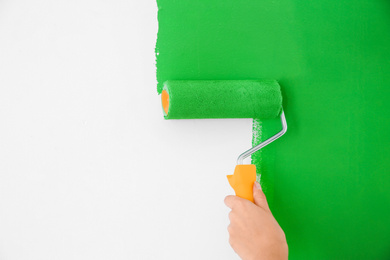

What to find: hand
left=224, top=182, right=288, bottom=260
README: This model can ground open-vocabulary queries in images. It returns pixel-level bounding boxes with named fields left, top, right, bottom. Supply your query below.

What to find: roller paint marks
left=155, top=0, right=390, bottom=259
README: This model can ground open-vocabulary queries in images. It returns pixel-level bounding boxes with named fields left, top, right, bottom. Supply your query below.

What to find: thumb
left=253, top=182, right=270, bottom=211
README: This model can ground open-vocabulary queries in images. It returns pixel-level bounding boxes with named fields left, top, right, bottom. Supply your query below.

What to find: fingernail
left=255, top=181, right=261, bottom=190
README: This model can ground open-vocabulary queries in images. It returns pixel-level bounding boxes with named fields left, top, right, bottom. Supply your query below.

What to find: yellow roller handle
left=227, top=164, right=257, bottom=202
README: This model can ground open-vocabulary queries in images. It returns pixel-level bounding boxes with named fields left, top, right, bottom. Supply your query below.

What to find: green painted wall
left=156, top=1, right=390, bottom=259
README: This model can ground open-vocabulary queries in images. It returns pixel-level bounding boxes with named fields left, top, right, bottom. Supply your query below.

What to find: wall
left=1, top=1, right=390, bottom=259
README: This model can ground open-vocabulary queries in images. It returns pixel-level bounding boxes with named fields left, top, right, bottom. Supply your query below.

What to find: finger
left=224, top=195, right=238, bottom=209
left=225, top=195, right=252, bottom=210
left=253, top=182, right=270, bottom=211
left=228, top=208, right=240, bottom=220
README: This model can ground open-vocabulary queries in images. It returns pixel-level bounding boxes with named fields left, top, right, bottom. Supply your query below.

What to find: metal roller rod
left=237, top=110, right=287, bottom=165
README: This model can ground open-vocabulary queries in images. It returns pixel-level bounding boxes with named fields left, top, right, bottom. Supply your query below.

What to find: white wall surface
left=0, top=1, right=252, bottom=259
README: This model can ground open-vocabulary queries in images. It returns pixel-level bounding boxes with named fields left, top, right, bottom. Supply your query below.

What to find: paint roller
left=160, top=80, right=287, bottom=202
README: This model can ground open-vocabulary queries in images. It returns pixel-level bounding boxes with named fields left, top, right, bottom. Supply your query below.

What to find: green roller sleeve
left=161, top=80, right=282, bottom=119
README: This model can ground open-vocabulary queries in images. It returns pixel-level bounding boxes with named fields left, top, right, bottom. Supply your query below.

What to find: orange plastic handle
left=227, top=164, right=257, bottom=202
